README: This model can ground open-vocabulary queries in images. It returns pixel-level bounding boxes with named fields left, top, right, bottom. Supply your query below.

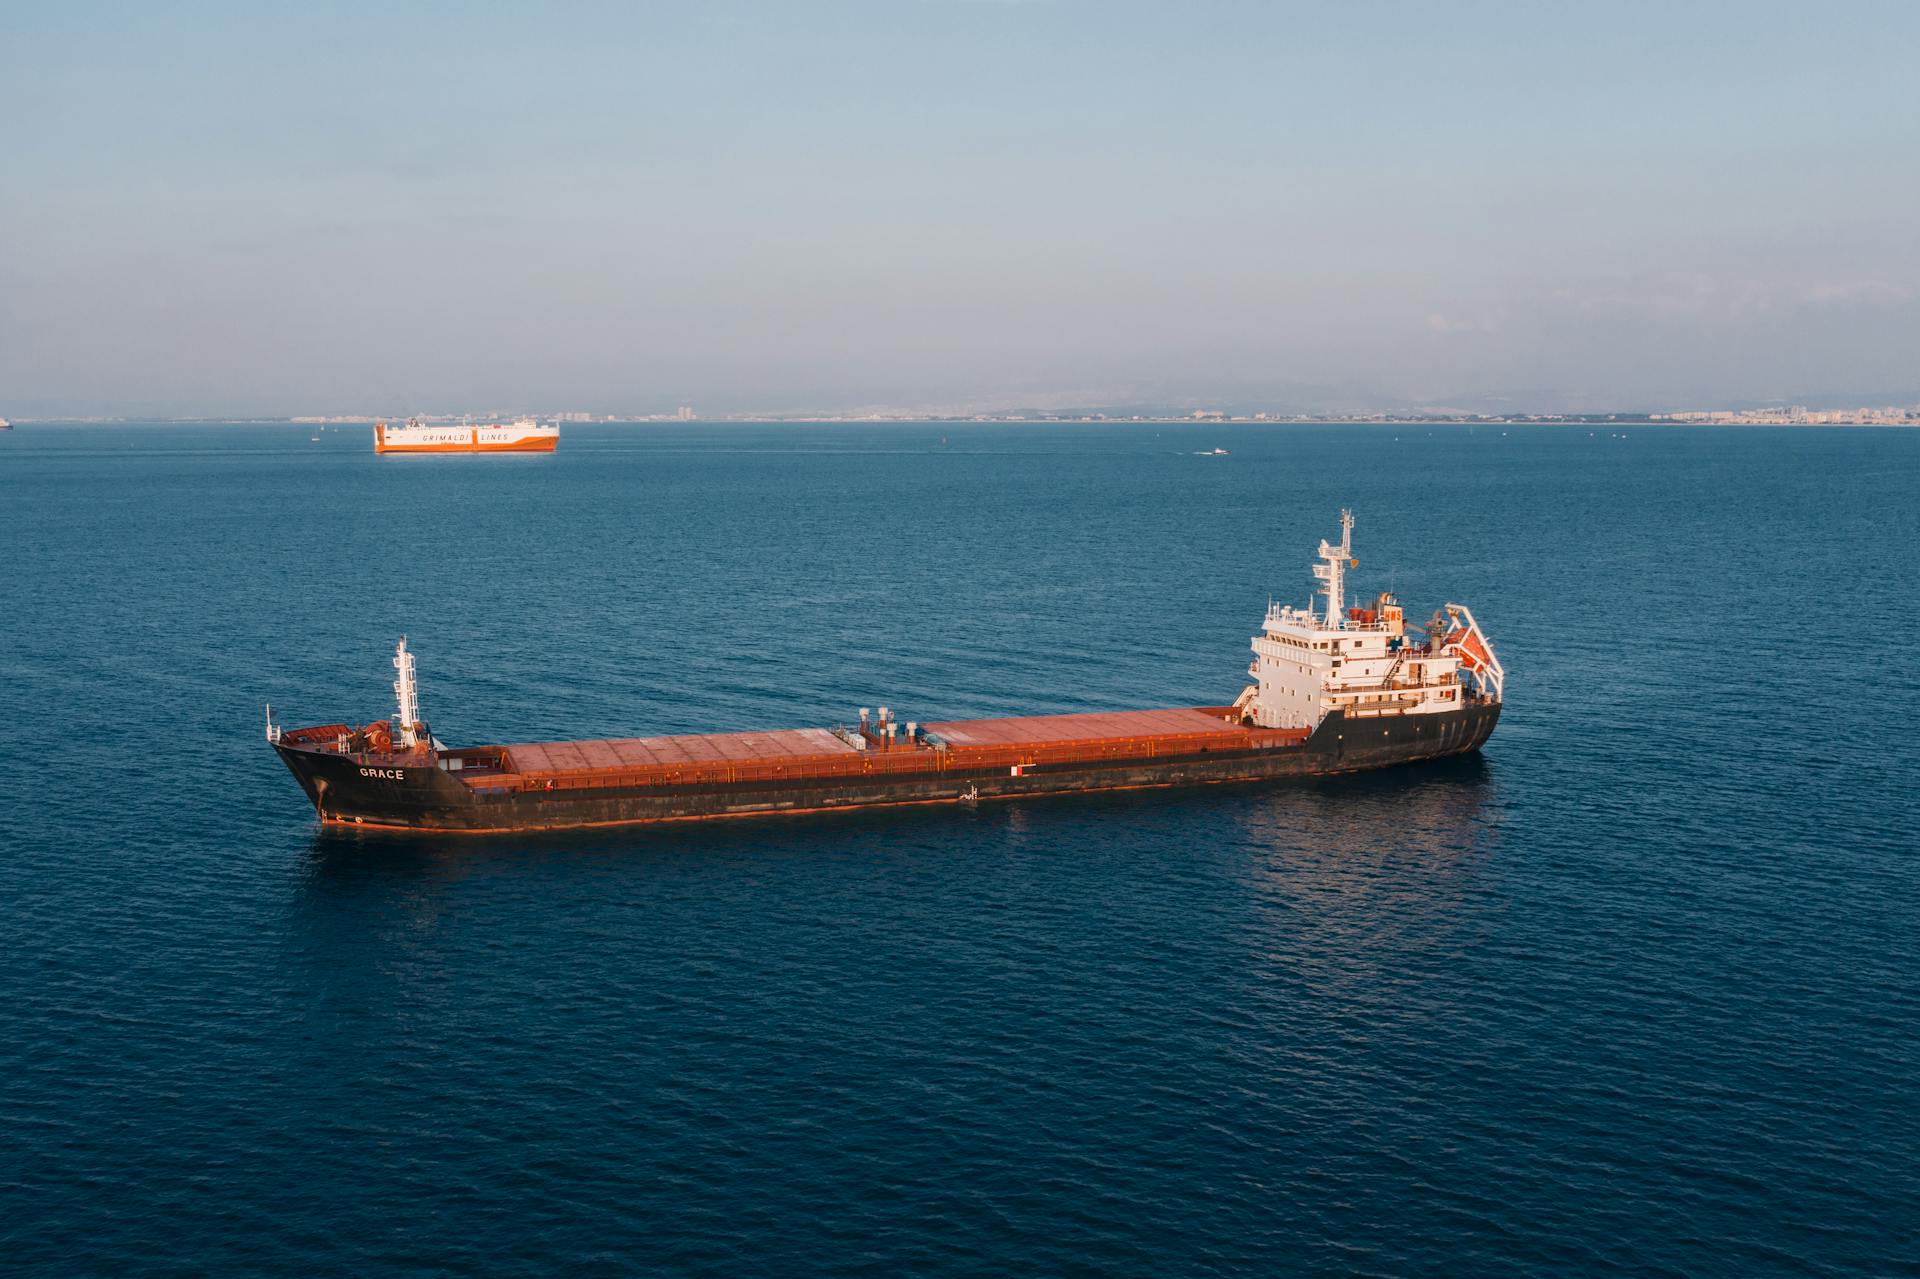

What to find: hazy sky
left=6, top=1, right=1918, bottom=416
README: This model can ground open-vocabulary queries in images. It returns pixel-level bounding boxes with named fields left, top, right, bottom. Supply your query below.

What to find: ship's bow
left=273, top=740, right=477, bottom=830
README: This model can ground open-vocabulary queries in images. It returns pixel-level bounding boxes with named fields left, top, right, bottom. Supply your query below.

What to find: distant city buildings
left=259, top=403, right=1920, bottom=428
left=1653, top=405, right=1920, bottom=425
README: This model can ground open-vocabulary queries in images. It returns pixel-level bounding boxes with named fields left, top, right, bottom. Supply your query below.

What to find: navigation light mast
left=1313, top=509, right=1355, bottom=628
left=393, top=637, right=421, bottom=749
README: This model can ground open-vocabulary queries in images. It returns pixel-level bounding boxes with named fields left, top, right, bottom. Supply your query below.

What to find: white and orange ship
left=373, top=417, right=558, bottom=454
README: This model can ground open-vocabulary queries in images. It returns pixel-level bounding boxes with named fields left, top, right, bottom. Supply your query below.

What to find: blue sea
left=2, top=421, right=1915, bottom=1277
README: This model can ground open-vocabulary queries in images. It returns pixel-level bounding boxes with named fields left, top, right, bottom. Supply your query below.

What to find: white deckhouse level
left=1238, top=511, right=1503, bottom=731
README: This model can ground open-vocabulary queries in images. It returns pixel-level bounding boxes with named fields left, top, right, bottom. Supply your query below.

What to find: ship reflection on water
left=1220, top=755, right=1505, bottom=1055
left=285, top=758, right=1504, bottom=1080
left=1231, top=752, right=1499, bottom=865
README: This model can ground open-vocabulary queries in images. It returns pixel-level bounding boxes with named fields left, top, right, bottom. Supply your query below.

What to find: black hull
left=273, top=703, right=1500, bottom=834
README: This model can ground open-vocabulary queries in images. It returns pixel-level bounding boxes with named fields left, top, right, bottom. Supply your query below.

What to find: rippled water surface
left=2, top=422, right=1915, bottom=1276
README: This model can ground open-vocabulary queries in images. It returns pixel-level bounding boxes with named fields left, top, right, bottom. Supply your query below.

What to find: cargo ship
left=268, top=513, right=1502, bottom=832
left=373, top=417, right=557, bottom=453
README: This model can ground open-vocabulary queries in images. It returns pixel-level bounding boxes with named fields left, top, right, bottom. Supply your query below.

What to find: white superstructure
left=1238, top=511, right=1503, bottom=731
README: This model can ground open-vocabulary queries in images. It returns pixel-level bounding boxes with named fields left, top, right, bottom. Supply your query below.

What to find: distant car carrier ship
left=268, top=512, right=1502, bottom=832
left=374, top=417, right=558, bottom=453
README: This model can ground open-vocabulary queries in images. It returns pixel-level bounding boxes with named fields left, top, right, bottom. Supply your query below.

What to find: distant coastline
left=10, top=410, right=1918, bottom=428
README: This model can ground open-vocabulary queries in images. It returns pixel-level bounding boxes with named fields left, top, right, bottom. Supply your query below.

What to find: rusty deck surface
left=504, top=727, right=855, bottom=775
left=924, top=707, right=1236, bottom=746
left=482, top=708, right=1309, bottom=794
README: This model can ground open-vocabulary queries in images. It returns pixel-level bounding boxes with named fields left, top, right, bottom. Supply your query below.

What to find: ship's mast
left=393, top=637, right=421, bottom=749
left=1313, top=509, right=1355, bottom=628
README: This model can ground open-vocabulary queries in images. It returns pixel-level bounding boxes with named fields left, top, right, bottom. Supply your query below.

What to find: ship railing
left=1264, top=610, right=1396, bottom=634
left=1326, top=674, right=1457, bottom=693
left=277, top=723, right=353, bottom=747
